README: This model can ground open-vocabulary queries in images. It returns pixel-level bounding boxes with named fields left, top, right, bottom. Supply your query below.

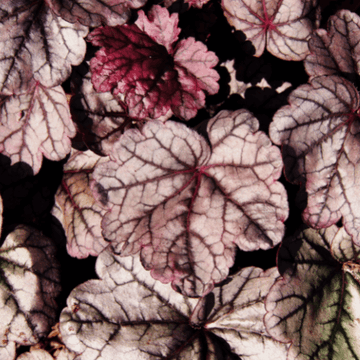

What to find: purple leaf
left=47, top=0, right=147, bottom=27
left=135, top=5, right=181, bottom=53
left=0, top=83, right=76, bottom=175
left=92, top=110, right=288, bottom=296
left=0, top=0, right=88, bottom=95
left=305, top=10, right=360, bottom=79
left=269, top=75, right=360, bottom=245
left=265, top=225, right=360, bottom=359
left=88, top=5, right=219, bottom=120
left=52, top=150, right=109, bottom=259
left=221, top=0, right=316, bottom=60
left=60, top=250, right=288, bottom=359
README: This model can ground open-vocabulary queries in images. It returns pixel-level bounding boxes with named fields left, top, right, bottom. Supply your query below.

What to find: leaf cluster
left=0, top=0, right=360, bottom=359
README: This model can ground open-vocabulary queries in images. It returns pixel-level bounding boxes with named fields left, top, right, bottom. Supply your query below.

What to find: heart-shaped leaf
left=221, top=0, right=316, bottom=60
left=269, top=75, right=360, bottom=245
left=52, top=149, right=109, bottom=258
left=265, top=225, right=360, bottom=360
left=0, top=83, right=76, bottom=175
left=0, top=0, right=88, bottom=95
left=0, top=225, right=61, bottom=357
left=88, top=5, right=219, bottom=120
left=92, top=109, right=288, bottom=296
left=60, top=249, right=288, bottom=359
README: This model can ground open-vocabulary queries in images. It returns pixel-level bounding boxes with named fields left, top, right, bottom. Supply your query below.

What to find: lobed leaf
left=47, top=0, right=147, bottom=27
left=92, top=109, right=288, bottom=296
left=135, top=5, right=181, bottom=53
left=304, top=10, right=360, bottom=79
left=0, top=83, right=76, bottom=175
left=0, top=225, right=61, bottom=357
left=0, top=0, right=88, bottom=95
left=88, top=5, right=219, bottom=120
left=60, top=249, right=288, bottom=359
left=265, top=226, right=360, bottom=359
left=52, top=150, right=109, bottom=258
left=269, top=75, right=360, bottom=245
left=221, top=0, right=316, bottom=60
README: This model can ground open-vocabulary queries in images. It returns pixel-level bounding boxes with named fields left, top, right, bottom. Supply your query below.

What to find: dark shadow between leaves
left=69, top=61, right=134, bottom=156
left=206, top=65, right=232, bottom=111
left=276, top=230, right=304, bottom=276
left=205, top=332, right=242, bottom=360
left=232, top=54, right=270, bottom=86
left=0, top=155, right=64, bottom=245
left=230, top=246, right=279, bottom=276
left=0, top=153, right=33, bottom=184
left=243, top=87, right=289, bottom=133
left=215, top=86, right=291, bottom=133
left=277, top=225, right=338, bottom=276
left=318, top=0, right=360, bottom=28
left=281, top=144, right=307, bottom=185
left=198, top=292, right=215, bottom=324
left=341, top=72, right=360, bottom=90
left=56, top=249, right=97, bottom=312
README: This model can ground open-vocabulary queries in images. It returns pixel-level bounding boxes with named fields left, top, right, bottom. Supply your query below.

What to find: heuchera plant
left=1, top=0, right=360, bottom=359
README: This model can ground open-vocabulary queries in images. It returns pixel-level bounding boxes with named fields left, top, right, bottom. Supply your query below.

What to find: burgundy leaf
left=47, top=0, right=147, bottom=27
left=0, top=83, right=76, bottom=175
left=60, top=250, right=288, bottom=359
left=269, top=75, right=360, bottom=245
left=135, top=5, right=181, bottom=52
left=52, top=150, right=109, bottom=259
left=92, top=110, right=288, bottom=296
left=88, top=5, right=219, bottom=120
left=304, top=10, right=360, bottom=79
left=0, top=0, right=88, bottom=95
left=221, top=0, right=316, bottom=60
